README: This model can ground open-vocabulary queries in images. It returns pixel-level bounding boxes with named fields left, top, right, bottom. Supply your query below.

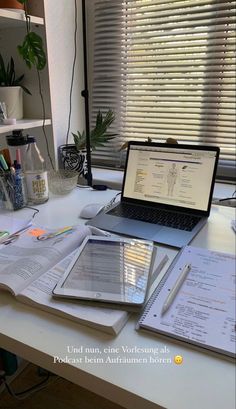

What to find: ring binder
left=138, top=249, right=185, bottom=324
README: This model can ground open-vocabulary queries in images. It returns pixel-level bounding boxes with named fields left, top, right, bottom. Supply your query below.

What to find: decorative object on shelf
left=48, top=169, right=78, bottom=196
left=60, top=110, right=117, bottom=180
left=16, top=0, right=46, bottom=71
left=0, top=54, right=31, bottom=119
left=0, top=0, right=23, bottom=10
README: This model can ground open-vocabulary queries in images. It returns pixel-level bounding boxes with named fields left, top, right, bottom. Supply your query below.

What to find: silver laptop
left=88, top=142, right=219, bottom=248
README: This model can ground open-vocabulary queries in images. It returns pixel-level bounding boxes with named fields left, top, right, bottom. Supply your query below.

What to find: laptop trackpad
left=113, top=220, right=162, bottom=239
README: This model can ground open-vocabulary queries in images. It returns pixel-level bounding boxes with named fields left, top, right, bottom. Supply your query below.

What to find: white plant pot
left=0, top=86, right=23, bottom=119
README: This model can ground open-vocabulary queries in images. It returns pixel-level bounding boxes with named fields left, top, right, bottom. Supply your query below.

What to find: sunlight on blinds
left=89, top=0, right=235, bottom=172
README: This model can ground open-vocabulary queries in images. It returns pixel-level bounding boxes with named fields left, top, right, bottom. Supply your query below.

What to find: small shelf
left=0, top=8, right=44, bottom=28
left=0, top=118, right=51, bottom=134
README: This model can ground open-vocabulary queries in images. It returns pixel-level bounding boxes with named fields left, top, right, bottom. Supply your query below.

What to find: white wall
left=44, top=0, right=85, bottom=159
left=0, top=0, right=85, bottom=168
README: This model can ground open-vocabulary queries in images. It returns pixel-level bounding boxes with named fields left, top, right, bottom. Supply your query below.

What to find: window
left=87, top=0, right=236, bottom=179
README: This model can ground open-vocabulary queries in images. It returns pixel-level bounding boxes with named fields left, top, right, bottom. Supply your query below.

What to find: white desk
left=0, top=187, right=235, bottom=409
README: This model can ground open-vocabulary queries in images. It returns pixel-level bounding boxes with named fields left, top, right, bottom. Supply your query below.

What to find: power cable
left=66, top=0, right=78, bottom=145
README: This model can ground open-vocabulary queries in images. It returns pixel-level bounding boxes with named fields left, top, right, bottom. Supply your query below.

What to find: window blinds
left=88, top=0, right=236, bottom=173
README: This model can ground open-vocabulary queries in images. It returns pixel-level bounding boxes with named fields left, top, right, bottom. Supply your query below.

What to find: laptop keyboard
left=107, top=203, right=201, bottom=231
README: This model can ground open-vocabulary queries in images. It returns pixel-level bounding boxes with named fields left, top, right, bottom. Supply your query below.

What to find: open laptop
left=88, top=142, right=220, bottom=247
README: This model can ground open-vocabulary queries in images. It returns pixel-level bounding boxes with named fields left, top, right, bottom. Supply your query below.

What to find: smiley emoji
left=174, top=355, right=183, bottom=365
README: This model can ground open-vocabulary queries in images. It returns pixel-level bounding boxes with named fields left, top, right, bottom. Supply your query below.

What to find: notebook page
left=139, top=246, right=235, bottom=357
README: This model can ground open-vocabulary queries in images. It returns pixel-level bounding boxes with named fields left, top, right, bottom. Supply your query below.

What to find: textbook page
left=0, top=225, right=91, bottom=295
left=17, top=246, right=168, bottom=335
left=18, top=251, right=129, bottom=335
left=0, top=215, right=32, bottom=237
left=138, top=246, right=236, bottom=358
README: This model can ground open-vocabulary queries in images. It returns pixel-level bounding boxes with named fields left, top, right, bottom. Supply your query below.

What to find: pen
left=161, top=263, right=191, bottom=315
left=16, top=148, right=21, bottom=165
left=0, top=154, right=8, bottom=171
left=37, top=226, right=74, bottom=241
left=14, top=163, right=25, bottom=210
left=0, top=149, right=11, bottom=167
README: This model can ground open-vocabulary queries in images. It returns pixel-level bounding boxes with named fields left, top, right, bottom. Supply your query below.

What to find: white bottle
left=24, top=137, right=49, bottom=204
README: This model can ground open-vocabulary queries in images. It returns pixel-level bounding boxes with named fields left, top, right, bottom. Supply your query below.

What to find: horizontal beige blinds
left=89, top=0, right=236, bottom=172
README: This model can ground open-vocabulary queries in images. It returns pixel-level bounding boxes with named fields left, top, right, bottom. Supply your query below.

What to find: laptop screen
left=123, top=144, right=219, bottom=212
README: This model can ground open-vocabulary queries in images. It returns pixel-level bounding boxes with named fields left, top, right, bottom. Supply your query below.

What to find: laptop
left=88, top=142, right=220, bottom=248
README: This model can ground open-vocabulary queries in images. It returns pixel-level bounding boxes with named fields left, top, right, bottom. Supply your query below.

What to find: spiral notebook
left=137, top=246, right=236, bottom=359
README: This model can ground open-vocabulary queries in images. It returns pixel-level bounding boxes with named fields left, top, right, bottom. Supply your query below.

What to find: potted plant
left=0, top=0, right=23, bottom=10
left=73, top=109, right=117, bottom=150
left=59, top=109, right=117, bottom=178
left=0, top=54, right=31, bottom=119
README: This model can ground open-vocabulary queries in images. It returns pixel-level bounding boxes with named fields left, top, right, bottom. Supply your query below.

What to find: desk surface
left=0, top=187, right=235, bottom=409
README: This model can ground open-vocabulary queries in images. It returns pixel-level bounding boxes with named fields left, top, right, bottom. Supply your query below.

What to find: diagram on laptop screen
left=123, top=146, right=216, bottom=211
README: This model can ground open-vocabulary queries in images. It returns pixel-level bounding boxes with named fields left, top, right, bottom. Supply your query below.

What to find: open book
left=137, top=246, right=236, bottom=358
left=0, top=224, right=129, bottom=335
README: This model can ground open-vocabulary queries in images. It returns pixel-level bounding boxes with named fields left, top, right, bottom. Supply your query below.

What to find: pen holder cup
left=0, top=172, right=27, bottom=210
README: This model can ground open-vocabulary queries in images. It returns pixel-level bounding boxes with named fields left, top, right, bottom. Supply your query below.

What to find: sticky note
left=27, top=228, right=47, bottom=237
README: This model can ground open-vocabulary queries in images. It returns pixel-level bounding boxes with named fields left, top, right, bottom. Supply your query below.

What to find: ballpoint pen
left=161, top=263, right=191, bottom=315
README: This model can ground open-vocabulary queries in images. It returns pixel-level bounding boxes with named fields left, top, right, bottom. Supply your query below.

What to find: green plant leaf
left=72, top=109, right=118, bottom=151
left=0, top=54, right=7, bottom=85
left=15, top=74, right=24, bottom=83
left=0, top=53, right=31, bottom=94
left=18, top=32, right=46, bottom=70
left=8, top=57, right=15, bottom=85
left=17, top=0, right=26, bottom=3
left=72, top=131, right=87, bottom=151
left=89, top=109, right=117, bottom=149
left=20, top=85, right=32, bottom=95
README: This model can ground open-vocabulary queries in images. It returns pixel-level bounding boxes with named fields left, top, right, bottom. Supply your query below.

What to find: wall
left=0, top=0, right=85, bottom=169
left=43, top=0, right=85, bottom=160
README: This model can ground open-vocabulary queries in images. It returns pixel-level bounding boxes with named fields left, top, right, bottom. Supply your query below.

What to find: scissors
left=0, top=225, right=30, bottom=245
left=0, top=231, right=9, bottom=239
left=1, top=233, right=21, bottom=245
left=37, top=226, right=74, bottom=241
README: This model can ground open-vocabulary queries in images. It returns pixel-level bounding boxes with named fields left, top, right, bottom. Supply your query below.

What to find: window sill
left=92, top=167, right=123, bottom=190
left=92, top=167, right=235, bottom=201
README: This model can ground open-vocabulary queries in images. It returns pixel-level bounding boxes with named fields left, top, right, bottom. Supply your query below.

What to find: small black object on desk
left=92, top=184, right=108, bottom=191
